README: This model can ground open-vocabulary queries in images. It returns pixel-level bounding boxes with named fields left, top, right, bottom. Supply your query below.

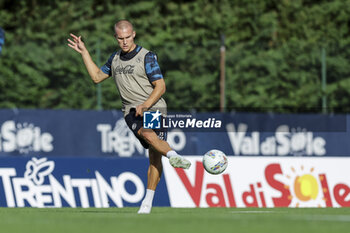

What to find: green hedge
left=0, top=0, right=349, bottom=112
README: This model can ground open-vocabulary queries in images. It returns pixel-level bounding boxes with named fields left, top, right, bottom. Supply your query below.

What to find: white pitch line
left=230, top=210, right=277, bottom=214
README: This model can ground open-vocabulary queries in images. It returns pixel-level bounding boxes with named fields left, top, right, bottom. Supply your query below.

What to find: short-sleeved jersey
left=101, top=45, right=167, bottom=116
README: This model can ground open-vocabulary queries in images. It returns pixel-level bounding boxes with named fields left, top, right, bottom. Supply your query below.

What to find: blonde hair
left=114, top=20, right=134, bottom=31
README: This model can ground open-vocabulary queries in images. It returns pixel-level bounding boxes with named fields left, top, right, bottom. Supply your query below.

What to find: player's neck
left=129, top=44, right=137, bottom=52
left=123, top=44, right=137, bottom=54
left=120, top=44, right=140, bottom=61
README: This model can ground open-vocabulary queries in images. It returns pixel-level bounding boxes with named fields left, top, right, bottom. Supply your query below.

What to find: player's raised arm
left=67, top=33, right=109, bottom=83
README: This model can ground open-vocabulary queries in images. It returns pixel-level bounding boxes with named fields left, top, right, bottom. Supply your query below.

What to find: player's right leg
left=138, top=128, right=191, bottom=169
left=124, top=108, right=190, bottom=169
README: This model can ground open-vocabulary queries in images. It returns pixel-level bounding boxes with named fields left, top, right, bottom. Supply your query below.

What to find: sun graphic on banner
left=285, top=166, right=325, bottom=207
left=16, top=122, right=36, bottom=153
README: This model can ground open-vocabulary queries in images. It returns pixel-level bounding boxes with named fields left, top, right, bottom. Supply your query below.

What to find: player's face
left=114, top=26, right=136, bottom=53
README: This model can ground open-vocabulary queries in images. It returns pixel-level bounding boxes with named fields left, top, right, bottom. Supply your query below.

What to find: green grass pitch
left=0, top=207, right=349, bottom=233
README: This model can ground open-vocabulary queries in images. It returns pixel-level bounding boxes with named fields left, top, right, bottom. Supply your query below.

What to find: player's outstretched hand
left=67, top=33, right=86, bottom=54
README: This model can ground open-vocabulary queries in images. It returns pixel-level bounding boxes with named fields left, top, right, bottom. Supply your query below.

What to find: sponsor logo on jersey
left=114, top=65, right=135, bottom=74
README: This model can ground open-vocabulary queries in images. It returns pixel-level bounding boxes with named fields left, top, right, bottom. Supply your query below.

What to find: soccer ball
left=202, top=149, right=228, bottom=175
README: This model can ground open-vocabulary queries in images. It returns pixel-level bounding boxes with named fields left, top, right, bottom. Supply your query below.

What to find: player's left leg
left=137, top=147, right=162, bottom=214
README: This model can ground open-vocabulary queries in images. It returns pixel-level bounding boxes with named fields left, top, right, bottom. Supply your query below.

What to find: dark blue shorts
left=124, top=108, right=167, bottom=149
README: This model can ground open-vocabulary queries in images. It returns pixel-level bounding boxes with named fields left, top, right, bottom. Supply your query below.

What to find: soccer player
left=67, top=20, right=191, bottom=214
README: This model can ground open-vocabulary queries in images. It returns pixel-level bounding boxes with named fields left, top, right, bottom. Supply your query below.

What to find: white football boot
left=169, top=155, right=191, bottom=169
left=137, top=204, right=152, bottom=214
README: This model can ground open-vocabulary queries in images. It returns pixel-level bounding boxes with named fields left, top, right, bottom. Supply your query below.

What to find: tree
left=0, top=0, right=349, bottom=113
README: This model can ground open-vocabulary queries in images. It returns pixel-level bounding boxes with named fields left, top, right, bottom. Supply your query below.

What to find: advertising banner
left=0, top=109, right=349, bottom=157
left=0, top=157, right=170, bottom=207
left=163, top=157, right=350, bottom=208
left=0, top=156, right=348, bottom=208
